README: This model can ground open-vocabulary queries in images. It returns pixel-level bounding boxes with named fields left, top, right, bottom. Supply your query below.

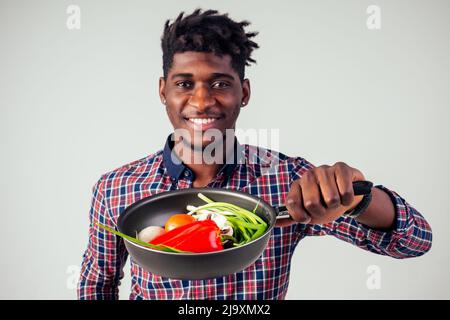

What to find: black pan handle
left=352, top=180, right=373, bottom=196
left=276, top=180, right=373, bottom=220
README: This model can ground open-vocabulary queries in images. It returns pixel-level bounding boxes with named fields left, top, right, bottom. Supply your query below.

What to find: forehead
left=169, top=52, right=237, bottom=78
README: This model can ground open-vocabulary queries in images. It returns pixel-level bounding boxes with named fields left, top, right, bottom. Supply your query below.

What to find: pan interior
left=118, top=189, right=275, bottom=240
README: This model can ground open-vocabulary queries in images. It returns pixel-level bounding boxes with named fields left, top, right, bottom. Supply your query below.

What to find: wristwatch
left=343, top=191, right=373, bottom=219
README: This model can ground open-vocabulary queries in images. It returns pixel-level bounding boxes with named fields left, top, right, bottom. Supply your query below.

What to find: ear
left=241, top=78, right=251, bottom=107
left=159, top=77, right=167, bottom=105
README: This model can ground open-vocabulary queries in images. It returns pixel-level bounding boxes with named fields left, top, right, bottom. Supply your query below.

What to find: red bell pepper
left=150, top=219, right=223, bottom=253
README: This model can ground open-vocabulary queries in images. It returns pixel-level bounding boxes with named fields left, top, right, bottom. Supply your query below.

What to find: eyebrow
left=171, top=72, right=235, bottom=81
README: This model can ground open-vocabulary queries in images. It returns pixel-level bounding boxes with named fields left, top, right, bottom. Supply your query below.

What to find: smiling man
left=78, top=9, right=432, bottom=300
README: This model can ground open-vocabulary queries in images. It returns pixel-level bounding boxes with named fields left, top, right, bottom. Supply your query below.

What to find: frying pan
left=117, top=181, right=372, bottom=279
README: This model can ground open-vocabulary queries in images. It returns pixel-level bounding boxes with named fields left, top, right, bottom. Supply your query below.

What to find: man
left=78, top=9, right=432, bottom=300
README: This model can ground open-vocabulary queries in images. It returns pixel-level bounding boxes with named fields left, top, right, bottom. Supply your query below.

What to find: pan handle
left=276, top=180, right=373, bottom=220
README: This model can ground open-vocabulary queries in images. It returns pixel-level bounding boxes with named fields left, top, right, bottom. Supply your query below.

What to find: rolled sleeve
left=352, top=185, right=433, bottom=258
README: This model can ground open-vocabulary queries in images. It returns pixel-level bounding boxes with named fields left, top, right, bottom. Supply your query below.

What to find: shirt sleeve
left=290, top=158, right=433, bottom=259
left=77, top=176, right=128, bottom=300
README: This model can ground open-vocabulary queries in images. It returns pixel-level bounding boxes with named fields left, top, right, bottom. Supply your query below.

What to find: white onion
left=194, top=212, right=233, bottom=237
left=137, top=226, right=165, bottom=243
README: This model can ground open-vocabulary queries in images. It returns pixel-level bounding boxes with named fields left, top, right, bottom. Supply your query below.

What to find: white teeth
left=188, top=118, right=217, bottom=124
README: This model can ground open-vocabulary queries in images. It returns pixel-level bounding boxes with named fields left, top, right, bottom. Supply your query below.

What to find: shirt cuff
left=354, top=185, right=415, bottom=250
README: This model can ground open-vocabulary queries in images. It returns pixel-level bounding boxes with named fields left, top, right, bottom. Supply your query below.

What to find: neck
left=173, top=135, right=236, bottom=187
left=188, top=163, right=222, bottom=188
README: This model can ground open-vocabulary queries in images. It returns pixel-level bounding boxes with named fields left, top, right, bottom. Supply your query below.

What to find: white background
left=1, top=0, right=449, bottom=299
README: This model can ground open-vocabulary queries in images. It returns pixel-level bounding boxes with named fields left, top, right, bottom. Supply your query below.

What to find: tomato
left=164, top=214, right=196, bottom=232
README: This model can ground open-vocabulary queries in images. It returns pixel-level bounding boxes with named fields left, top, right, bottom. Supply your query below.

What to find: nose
left=188, top=84, right=215, bottom=112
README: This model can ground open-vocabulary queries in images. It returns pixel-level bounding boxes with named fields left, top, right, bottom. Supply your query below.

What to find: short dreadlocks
left=161, top=9, right=259, bottom=82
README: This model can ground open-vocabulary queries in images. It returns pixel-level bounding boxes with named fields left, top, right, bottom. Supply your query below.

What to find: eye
left=176, top=81, right=193, bottom=89
left=212, top=81, right=230, bottom=89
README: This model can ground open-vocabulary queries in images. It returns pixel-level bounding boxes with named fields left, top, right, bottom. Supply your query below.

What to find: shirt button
left=184, top=171, right=191, bottom=177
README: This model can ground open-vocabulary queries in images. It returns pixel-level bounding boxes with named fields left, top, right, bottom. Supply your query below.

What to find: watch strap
left=343, top=192, right=373, bottom=218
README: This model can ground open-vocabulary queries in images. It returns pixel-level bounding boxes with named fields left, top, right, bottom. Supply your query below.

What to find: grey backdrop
left=1, top=0, right=449, bottom=299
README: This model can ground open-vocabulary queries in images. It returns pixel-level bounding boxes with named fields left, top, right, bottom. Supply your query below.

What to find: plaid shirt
left=78, top=135, right=433, bottom=300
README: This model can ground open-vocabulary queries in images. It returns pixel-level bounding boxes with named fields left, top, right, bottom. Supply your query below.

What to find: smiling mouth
left=186, top=117, right=220, bottom=125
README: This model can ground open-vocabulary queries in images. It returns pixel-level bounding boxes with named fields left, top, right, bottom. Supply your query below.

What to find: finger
left=316, top=167, right=341, bottom=209
left=300, top=172, right=327, bottom=217
left=334, top=162, right=354, bottom=206
left=285, top=181, right=311, bottom=224
left=351, top=167, right=365, bottom=182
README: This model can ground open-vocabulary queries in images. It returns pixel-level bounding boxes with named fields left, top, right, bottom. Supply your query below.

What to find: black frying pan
left=117, top=181, right=372, bottom=279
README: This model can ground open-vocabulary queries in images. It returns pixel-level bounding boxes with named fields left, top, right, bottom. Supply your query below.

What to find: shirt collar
left=162, top=133, right=244, bottom=181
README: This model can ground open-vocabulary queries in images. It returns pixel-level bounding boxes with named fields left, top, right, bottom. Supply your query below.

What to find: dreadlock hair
left=161, top=9, right=259, bottom=82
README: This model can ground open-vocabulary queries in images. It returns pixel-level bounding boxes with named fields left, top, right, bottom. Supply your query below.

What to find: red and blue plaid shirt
left=78, top=135, right=432, bottom=300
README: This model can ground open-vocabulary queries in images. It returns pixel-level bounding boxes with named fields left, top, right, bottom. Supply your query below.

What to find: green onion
left=188, top=201, right=266, bottom=225
left=249, top=225, right=267, bottom=241
left=220, top=235, right=238, bottom=243
left=198, top=193, right=214, bottom=204
left=226, top=217, right=261, bottom=230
